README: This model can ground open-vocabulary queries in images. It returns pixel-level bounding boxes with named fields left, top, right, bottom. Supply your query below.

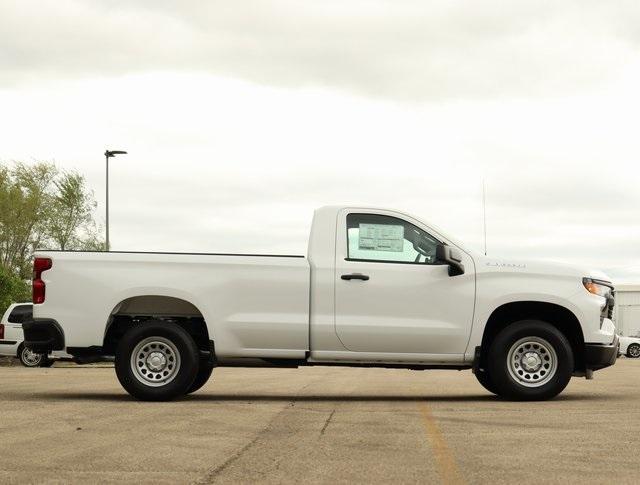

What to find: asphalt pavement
left=0, top=358, right=638, bottom=484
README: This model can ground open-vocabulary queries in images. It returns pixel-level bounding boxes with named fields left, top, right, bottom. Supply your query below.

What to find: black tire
left=487, top=320, right=574, bottom=401
left=18, top=344, right=45, bottom=367
left=186, top=362, right=214, bottom=394
left=115, top=321, right=200, bottom=401
left=627, top=344, right=640, bottom=359
left=475, top=369, right=498, bottom=395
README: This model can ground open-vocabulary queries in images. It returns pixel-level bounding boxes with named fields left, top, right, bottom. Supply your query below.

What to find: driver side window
left=346, top=213, right=440, bottom=264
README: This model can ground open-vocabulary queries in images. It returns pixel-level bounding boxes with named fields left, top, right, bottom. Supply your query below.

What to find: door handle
left=341, top=273, right=370, bottom=281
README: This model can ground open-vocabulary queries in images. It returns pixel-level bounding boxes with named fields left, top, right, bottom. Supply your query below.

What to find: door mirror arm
left=436, top=244, right=465, bottom=277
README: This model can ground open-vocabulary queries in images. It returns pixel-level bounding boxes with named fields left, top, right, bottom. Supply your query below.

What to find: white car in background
left=0, top=303, right=69, bottom=367
left=619, top=335, right=640, bottom=358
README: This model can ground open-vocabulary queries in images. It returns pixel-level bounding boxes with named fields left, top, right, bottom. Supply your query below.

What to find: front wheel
left=488, top=320, right=574, bottom=401
left=115, top=321, right=200, bottom=401
left=18, top=345, right=45, bottom=367
left=475, top=369, right=498, bottom=395
left=627, top=344, right=640, bottom=358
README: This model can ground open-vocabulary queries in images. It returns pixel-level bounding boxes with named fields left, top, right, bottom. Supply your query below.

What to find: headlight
left=583, top=277, right=613, bottom=298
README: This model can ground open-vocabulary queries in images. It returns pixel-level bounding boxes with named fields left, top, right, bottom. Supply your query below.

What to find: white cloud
left=1, top=2, right=639, bottom=282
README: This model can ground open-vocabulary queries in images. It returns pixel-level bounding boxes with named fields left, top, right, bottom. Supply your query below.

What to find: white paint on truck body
left=33, top=205, right=616, bottom=366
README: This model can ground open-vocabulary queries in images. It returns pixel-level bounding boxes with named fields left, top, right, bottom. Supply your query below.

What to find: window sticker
left=358, top=223, right=404, bottom=252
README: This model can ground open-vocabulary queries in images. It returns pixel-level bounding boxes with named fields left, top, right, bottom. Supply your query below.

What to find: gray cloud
left=2, top=0, right=639, bottom=99
left=1, top=2, right=638, bottom=283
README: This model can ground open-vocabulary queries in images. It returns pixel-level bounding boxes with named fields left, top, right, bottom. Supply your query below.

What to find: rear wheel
left=627, top=344, right=640, bottom=358
left=186, top=362, right=214, bottom=394
left=488, top=320, right=574, bottom=401
left=18, top=345, right=45, bottom=367
left=115, top=321, right=200, bottom=401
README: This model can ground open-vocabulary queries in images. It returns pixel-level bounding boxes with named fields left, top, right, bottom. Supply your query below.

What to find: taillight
left=0, top=323, right=4, bottom=339
left=33, top=257, right=52, bottom=304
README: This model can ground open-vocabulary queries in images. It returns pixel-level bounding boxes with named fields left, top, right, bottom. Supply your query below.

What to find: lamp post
left=104, top=150, right=127, bottom=251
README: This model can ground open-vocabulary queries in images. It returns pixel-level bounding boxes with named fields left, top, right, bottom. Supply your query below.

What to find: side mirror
left=436, top=244, right=465, bottom=277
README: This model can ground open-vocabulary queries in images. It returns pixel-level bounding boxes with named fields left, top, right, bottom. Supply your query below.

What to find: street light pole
left=104, top=150, right=127, bottom=251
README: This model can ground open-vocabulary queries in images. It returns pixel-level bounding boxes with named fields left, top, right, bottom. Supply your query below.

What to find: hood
left=474, top=254, right=613, bottom=284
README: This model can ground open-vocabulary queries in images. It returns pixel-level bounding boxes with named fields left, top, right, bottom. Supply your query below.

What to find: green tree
left=0, top=265, right=30, bottom=317
left=49, top=172, right=103, bottom=251
left=0, top=161, right=105, bottom=311
left=0, top=162, right=57, bottom=279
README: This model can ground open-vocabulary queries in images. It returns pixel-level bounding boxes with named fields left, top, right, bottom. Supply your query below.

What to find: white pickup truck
left=24, top=206, right=618, bottom=401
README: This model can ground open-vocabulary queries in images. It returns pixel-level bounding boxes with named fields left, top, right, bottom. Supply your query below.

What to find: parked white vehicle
left=24, top=206, right=618, bottom=401
left=1, top=303, right=69, bottom=366
left=619, top=335, right=640, bottom=358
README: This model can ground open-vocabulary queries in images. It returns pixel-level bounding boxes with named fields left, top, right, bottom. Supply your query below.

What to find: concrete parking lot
left=0, top=359, right=638, bottom=484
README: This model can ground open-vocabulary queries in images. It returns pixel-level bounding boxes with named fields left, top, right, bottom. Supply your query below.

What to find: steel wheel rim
left=22, top=348, right=42, bottom=366
left=630, top=345, right=640, bottom=357
left=507, top=336, right=558, bottom=388
left=130, top=336, right=181, bottom=387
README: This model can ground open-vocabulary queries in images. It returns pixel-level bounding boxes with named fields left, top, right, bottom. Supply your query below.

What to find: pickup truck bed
left=29, top=250, right=311, bottom=360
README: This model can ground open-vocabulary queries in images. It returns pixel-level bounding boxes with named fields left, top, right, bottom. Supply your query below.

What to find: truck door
left=334, top=210, right=475, bottom=355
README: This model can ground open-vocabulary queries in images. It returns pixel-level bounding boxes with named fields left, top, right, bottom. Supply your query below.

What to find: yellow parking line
left=419, top=403, right=465, bottom=485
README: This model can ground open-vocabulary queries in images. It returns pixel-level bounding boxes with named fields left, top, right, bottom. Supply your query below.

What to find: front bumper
left=585, top=334, right=619, bottom=371
left=22, top=318, right=65, bottom=353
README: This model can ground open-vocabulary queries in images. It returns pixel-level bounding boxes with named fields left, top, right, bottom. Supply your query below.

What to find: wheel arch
left=103, top=295, right=212, bottom=355
left=480, top=301, right=585, bottom=371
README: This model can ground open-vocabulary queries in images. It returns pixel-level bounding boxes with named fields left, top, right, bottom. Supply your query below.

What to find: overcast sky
left=1, top=1, right=639, bottom=282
